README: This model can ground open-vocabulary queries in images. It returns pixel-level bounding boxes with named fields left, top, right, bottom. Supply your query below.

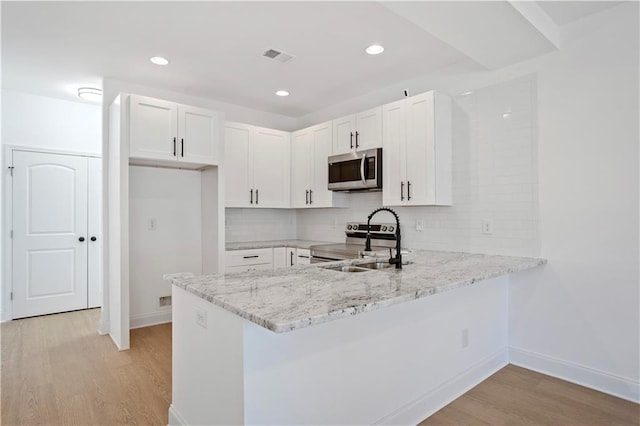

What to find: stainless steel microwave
left=328, top=148, right=382, bottom=191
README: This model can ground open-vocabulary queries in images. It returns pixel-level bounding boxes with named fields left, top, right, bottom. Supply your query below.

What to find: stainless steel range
left=309, top=222, right=398, bottom=263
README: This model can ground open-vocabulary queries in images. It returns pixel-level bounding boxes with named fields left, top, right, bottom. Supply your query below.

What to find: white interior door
left=12, top=151, right=89, bottom=319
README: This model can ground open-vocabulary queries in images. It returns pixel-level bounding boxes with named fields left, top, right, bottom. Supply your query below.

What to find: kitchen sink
left=358, top=261, right=394, bottom=270
left=324, top=265, right=370, bottom=273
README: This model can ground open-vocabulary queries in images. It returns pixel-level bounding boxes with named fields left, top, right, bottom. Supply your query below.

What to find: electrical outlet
left=148, top=218, right=157, bottom=231
left=416, top=219, right=424, bottom=232
left=196, top=309, right=207, bottom=328
left=462, top=328, right=469, bottom=348
left=482, top=219, right=493, bottom=235
left=159, top=296, right=171, bottom=307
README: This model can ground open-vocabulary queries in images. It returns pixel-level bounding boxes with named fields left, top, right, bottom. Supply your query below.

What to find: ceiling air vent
left=262, top=48, right=293, bottom=63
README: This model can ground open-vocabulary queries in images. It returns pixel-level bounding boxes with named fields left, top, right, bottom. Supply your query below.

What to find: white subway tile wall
left=225, top=76, right=540, bottom=257
left=225, top=208, right=297, bottom=242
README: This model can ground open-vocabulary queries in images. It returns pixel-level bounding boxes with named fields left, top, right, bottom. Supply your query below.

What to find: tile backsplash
left=227, top=75, right=540, bottom=257
left=225, top=208, right=297, bottom=242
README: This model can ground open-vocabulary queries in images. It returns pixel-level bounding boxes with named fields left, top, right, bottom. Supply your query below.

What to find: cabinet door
left=354, top=107, right=382, bottom=151
left=253, top=127, right=290, bottom=208
left=273, top=247, right=287, bottom=269
left=130, top=95, right=178, bottom=161
left=382, top=99, right=406, bottom=206
left=178, top=105, right=218, bottom=165
left=291, top=130, right=312, bottom=208
left=405, top=92, right=436, bottom=206
left=225, top=122, right=253, bottom=207
left=332, top=115, right=356, bottom=155
left=309, top=122, right=333, bottom=207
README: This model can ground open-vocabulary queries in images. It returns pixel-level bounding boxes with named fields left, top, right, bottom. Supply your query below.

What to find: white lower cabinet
left=274, top=247, right=298, bottom=268
left=382, top=91, right=452, bottom=206
left=225, top=248, right=273, bottom=273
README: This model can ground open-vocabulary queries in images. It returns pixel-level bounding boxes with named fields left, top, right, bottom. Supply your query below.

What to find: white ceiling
left=1, top=1, right=624, bottom=117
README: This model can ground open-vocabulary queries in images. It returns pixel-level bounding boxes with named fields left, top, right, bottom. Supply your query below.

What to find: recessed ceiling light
left=365, top=44, right=384, bottom=55
left=275, top=90, right=289, bottom=97
left=77, top=87, right=102, bottom=103
left=150, top=56, right=169, bottom=65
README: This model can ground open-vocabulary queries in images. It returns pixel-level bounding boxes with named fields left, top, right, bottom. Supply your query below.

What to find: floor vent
left=262, top=48, right=294, bottom=63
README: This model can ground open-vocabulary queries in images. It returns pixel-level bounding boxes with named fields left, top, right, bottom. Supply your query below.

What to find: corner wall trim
left=168, top=404, right=189, bottom=426
left=130, top=310, right=172, bottom=330
left=509, top=347, right=640, bottom=403
left=374, top=348, right=509, bottom=425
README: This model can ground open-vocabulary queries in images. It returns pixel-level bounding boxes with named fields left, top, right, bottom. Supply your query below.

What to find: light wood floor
left=2, top=309, right=638, bottom=425
left=1, top=309, right=171, bottom=425
left=421, top=364, right=639, bottom=425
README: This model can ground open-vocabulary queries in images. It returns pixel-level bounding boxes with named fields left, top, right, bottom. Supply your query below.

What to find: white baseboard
left=509, top=347, right=640, bottom=403
left=375, top=348, right=509, bottom=425
left=168, top=404, right=188, bottom=426
left=130, top=310, right=172, bottom=329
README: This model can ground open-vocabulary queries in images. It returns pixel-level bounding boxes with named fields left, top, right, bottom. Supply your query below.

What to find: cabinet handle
left=355, top=131, right=359, bottom=148
left=181, top=138, right=184, bottom=157
left=350, top=132, right=354, bottom=149
left=78, top=236, right=85, bottom=242
left=250, top=189, right=253, bottom=204
left=243, top=255, right=259, bottom=259
left=407, top=181, right=412, bottom=201
left=400, top=181, right=404, bottom=201
left=298, top=255, right=309, bottom=259
left=290, top=251, right=294, bottom=266
left=90, top=236, right=97, bottom=242
left=309, top=189, right=313, bottom=204
left=256, top=189, right=259, bottom=205
left=305, top=190, right=309, bottom=205
left=173, top=137, right=176, bottom=157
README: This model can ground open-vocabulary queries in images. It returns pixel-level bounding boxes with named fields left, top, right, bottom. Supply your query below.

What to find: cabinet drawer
left=225, top=263, right=273, bottom=274
left=225, top=248, right=273, bottom=267
left=296, top=248, right=311, bottom=265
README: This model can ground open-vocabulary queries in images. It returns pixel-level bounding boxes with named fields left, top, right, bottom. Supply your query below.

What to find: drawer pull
left=243, top=255, right=260, bottom=259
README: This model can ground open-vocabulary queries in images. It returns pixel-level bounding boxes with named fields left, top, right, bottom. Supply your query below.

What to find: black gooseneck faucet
left=364, top=207, right=402, bottom=269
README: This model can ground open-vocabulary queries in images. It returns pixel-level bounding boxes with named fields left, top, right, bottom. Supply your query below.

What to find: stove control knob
left=381, top=226, right=387, bottom=231
left=388, top=226, right=394, bottom=232
left=347, top=225, right=353, bottom=230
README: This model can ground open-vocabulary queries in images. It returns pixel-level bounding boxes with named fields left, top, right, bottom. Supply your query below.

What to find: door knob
left=90, top=236, right=97, bottom=242
left=79, top=237, right=85, bottom=242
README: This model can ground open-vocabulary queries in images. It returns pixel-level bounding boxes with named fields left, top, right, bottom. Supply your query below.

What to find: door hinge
left=8, top=166, right=14, bottom=176
left=10, top=292, right=13, bottom=301
left=10, top=229, right=13, bottom=239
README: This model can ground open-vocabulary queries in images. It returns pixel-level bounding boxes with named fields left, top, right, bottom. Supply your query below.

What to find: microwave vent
left=262, top=48, right=293, bottom=63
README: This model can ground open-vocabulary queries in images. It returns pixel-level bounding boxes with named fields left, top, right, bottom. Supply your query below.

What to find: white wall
left=296, top=75, right=540, bottom=257
left=129, top=166, right=202, bottom=328
left=508, top=5, right=639, bottom=401
left=2, top=90, right=101, bottom=154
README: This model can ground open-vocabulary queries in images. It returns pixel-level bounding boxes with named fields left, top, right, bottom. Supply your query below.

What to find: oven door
left=328, top=148, right=382, bottom=191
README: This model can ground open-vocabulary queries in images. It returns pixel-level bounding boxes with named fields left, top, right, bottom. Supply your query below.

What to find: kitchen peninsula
left=166, top=250, right=545, bottom=425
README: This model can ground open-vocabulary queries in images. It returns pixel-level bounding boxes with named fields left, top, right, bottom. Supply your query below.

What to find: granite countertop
left=165, top=250, right=546, bottom=333
left=225, top=239, right=336, bottom=251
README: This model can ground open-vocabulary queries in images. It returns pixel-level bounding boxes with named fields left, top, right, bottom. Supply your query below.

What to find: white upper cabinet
left=332, top=106, right=382, bottom=155
left=382, top=91, right=452, bottom=207
left=129, top=95, right=219, bottom=167
left=291, top=122, right=347, bottom=208
left=224, top=122, right=290, bottom=208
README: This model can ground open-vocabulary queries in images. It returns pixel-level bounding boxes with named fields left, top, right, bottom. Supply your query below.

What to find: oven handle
left=360, top=153, right=367, bottom=185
